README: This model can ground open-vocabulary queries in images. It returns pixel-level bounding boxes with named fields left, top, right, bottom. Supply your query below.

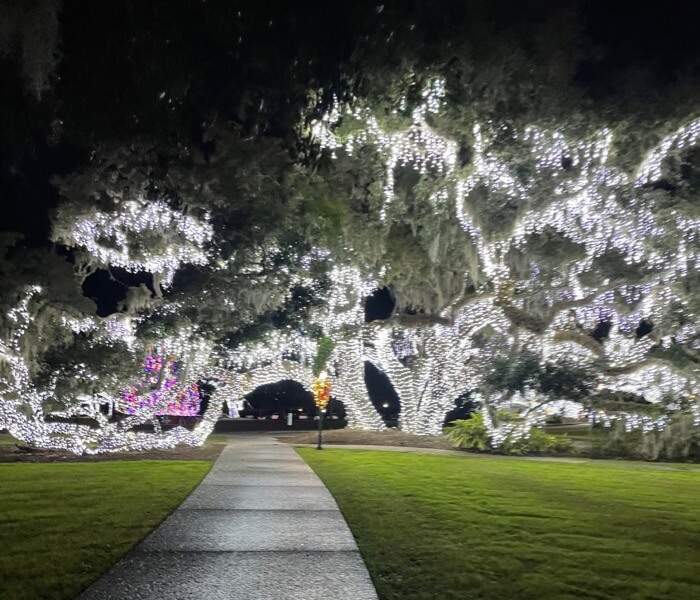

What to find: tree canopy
left=1, top=0, right=700, bottom=451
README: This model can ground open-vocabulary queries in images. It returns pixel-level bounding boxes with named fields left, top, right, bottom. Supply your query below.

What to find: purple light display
left=119, top=347, right=201, bottom=416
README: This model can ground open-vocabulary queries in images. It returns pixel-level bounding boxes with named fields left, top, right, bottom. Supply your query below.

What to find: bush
left=497, top=428, right=573, bottom=455
left=638, top=412, right=700, bottom=461
left=445, top=413, right=489, bottom=451
left=515, top=428, right=574, bottom=454
left=446, top=414, right=574, bottom=455
left=590, top=421, right=641, bottom=459
left=590, top=413, right=700, bottom=462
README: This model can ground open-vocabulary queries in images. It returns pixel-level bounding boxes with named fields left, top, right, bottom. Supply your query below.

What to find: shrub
left=446, top=414, right=574, bottom=455
left=445, top=413, right=489, bottom=451
left=516, top=428, right=574, bottom=454
left=590, top=413, right=700, bottom=462
left=497, top=428, right=573, bottom=455
left=590, top=421, right=641, bottom=459
left=640, top=412, right=700, bottom=461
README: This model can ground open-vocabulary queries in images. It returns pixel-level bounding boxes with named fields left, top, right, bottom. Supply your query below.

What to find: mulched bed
left=0, top=442, right=226, bottom=463
left=281, top=428, right=455, bottom=450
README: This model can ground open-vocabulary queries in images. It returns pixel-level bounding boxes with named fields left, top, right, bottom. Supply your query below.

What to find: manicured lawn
left=298, top=449, right=700, bottom=600
left=0, top=460, right=212, bottom=600
left=205, top=433, right=230, bottom=444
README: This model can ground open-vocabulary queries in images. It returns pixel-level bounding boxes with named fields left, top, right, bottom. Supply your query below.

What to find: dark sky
left=4, top=0, right=700, bottom=245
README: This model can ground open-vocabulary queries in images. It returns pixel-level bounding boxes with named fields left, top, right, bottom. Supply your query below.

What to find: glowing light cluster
left=314, top=84, right=700, bottom=439
left=60, top=313, right=136, bottom=347
left=312, top=374, right=331, bottom=410
left=311, top=79, right=457, bottom=220
left=601, top=363, right=698, bottom=405
left=635, top=117, right=700, bottom=186
left=222, top=330, right=318, bottom=371
left=313, top=264, right=389, bottom=430
left=55, top=199, right=213, bottom=282
left=1, top=290, right=220, bottom=454
left=366, top=299, right=511, bottom=435
left=118, top=346, right=201, bottom=417
left=214, top=360, right=315, bottom=400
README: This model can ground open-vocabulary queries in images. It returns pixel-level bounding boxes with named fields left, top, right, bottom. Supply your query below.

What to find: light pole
left=317, top=407, right=325, bottom=450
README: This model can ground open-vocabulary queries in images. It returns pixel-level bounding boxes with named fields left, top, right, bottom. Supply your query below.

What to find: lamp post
left=313, top=370, right=331, bottom=450
left=317, top=407, right=325, bottom=450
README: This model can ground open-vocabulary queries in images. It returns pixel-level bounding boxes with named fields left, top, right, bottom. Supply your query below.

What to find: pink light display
left=118, top=346, right=201, bottom=416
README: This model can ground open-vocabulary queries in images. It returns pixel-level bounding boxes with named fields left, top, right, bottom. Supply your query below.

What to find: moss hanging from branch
left=313, top=336, right=335, bottom=376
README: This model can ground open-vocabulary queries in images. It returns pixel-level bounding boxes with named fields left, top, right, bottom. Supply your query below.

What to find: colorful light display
left=118, top=346, right=201, bottom=417
left=312, top=374, right=331, bottom=410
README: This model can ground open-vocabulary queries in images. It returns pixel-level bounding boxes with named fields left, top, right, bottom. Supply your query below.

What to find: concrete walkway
left=78, top=434, right=378, bottom=600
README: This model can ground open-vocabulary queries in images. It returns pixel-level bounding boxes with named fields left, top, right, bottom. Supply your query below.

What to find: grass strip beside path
left=0, top=460, right=212, bottom=600
left=298, top=448, right=700, bottom=600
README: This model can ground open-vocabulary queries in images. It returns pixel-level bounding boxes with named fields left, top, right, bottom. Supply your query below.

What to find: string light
left=0, top=289, right=221, bottom=454
left=3, top=82, right=700, bottom=452
left=53, top=198, right=213, bottom=285
left=312, top=80, right=700, bottom=437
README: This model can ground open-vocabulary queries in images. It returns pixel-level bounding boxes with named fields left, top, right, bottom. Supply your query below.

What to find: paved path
left=78, top=434, right=378, bottom=600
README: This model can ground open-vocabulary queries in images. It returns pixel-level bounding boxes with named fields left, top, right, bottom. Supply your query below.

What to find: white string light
left=313, top=81, right=700, bottom=438
left=3, top=83, right=700, bottom=452
left=53, top=198, right=213, bottom=284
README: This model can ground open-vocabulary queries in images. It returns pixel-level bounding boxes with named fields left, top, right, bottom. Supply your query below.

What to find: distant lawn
left=205, top=433, right=230, bottom=444
left=0, top=460, right=212, bottom=600
left=0, top=432, right=19, bottom=444
left=298, top=449, right=700, bottom=600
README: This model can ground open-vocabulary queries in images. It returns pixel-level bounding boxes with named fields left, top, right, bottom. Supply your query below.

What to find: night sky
left=5, top=0, right=700, bottom=250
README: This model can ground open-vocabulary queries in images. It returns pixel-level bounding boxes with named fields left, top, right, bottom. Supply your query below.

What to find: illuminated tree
left=312, top=75, right=700, bottom=437
left=0, top=287, right=225, bottom=452
left=366, top=299, right=507, bottom=435
left=3, top=1, right=700, bottom=452
left=0, top=126, right=346, bottom=451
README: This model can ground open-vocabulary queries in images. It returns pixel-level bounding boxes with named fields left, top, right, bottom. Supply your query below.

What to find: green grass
left=0, top=432, right=19, bottom=444
left=206, top=433, right=229, bottom=444
left=0, top=460, right=212, bottom=600
left=298, top=448, right=700, bottom=600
